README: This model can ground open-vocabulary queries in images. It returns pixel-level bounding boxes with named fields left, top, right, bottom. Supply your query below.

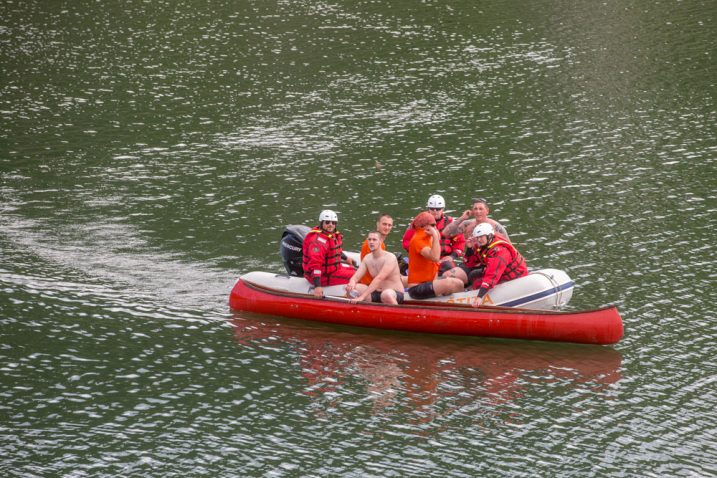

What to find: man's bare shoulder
left=364, top=250, right=398, bottom=267
left=385, top=252, right=400, bottom=267
left=384, top=251, right=398, bottom=261
left=378, top=250, right=399, bottom=264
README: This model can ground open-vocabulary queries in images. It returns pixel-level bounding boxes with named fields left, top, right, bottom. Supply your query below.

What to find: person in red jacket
left=463, top=223, right=528, bottom=307
left=302, top=209, right=356, bottom=297
left=401, top=194, right=465, bottom=273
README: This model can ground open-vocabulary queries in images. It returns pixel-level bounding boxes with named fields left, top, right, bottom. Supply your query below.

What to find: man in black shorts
left=345, top=231, right=405, bottom=305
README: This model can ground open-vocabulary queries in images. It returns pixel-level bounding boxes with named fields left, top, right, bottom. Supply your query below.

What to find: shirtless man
left=443, top=198, right=510, bottom=242
left=345, top=231, right=405, bottom=305
left=358, top=213, right=394, bottom=286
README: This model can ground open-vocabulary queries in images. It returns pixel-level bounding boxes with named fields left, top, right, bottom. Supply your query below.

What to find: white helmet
left=319, top=209, right=338, bottom=222
left=426, top=194, right=445, bottom=209
left=472, top=222, right=494, bottom=238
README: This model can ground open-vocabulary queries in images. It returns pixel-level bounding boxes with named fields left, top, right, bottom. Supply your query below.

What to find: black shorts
left=370, top=290, right=405, bottom=304
left=407, top=282, right=436, bottom=300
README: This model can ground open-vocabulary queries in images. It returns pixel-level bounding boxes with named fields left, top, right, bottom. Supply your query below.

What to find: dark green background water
left=2, top=0, right=715, bottom=476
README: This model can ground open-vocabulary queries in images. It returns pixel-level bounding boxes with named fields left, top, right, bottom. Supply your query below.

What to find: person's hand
left=460, top=209, right=472, bottom=221
left=346, top=256, right=356, bottom=267
left=439, top=256, right=453, bottom=262
left=345, top=282, right=355, bottom=297
left=472, top=295, right=483, bottom=308
left=426, top=225, right=440, bottom=240
left=313, top=286, right=324, bottom=298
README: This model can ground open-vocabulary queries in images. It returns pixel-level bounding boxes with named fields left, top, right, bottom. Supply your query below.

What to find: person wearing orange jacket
left=405, top=211, right=464, bottom=300
left=464, top=223, right=528, bottom=307
left=302, top=209, right=356, bottom=298
left=402, top=195, right=465, bottom=274
left=358, top=213, right=394, bottom=285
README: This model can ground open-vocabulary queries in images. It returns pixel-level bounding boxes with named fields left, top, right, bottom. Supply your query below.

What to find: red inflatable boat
left=229, top=275, right=624, bottom=345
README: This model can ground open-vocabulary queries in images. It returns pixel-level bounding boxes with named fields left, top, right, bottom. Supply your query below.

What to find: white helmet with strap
left=319, top=209, right=338, bottom=222
left=426, top=194, right=445, bottom=209
left=472, top=222, right=494, bottom=238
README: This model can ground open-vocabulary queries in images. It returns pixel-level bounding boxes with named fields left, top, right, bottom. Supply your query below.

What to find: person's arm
left=341, top=252, right=357, bottom=267
left=473, top=247, right=509, bottom=297
left=304, top=237, right=328, bottom=297
left=460, top=219, right=477, bottom=237
left=345, top=261, right=368, bottom=297
left=493, top=222, right=510, bottom=243
left=443, top=210, right=471, bottom=237
left=420, top=227, right=441, bottom=262
left=450, top=232, right=466, bottom=258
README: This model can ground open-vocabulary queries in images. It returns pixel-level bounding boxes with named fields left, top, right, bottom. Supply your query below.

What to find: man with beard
left=302, top=209, right=356, bottom=298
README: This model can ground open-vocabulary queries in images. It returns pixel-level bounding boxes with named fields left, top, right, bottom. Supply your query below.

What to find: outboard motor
left=280, top=225, right=310, bottom=276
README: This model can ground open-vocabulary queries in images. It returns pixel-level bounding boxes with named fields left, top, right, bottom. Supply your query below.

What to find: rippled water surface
left=2, top=0, right=715, bottom=476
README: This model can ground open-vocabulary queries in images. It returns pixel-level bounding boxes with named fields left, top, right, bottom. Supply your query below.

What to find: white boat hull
left=239, top=268, right=573, bottom=311
left=426, top=268, right=574, bottom=309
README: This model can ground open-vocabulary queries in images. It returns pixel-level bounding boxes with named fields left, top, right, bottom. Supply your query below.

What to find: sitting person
left=302, top=209, right=356, bottom=298
left=345, top=231, right=405, bottom=305
left=358, top=213, right=394, bottom=286
left=455, top=223, right=528, bottom=307
left=442, top=197, right=510, bottom=243
left=401, top=194, right=465, bottom=274
left=405, top=211, right=464, bottom=300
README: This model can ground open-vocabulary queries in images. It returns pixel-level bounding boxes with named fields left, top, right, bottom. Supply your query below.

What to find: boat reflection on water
left=230, top=313, right=623, bottom=416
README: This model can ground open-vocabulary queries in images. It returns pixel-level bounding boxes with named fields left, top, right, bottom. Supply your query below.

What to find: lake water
left=1, top=0, right=716, bottom=476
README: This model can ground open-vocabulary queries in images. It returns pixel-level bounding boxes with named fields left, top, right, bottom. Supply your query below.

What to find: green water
left=2, top=0, right=715, bottom=476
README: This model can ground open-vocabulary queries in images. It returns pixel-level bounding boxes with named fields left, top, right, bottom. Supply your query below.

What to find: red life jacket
left=302, top=226, right=344, bottom=281
left=466, top=234, right=528, bottom=290
left=463, top=247, right=481, bottom=268
left=436, top=215, right=455, bottom=256
left=479, top=236, right=527, bottom=288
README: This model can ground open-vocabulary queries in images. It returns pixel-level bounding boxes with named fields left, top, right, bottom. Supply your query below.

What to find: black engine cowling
left=279, top=225, right=310, bottom=276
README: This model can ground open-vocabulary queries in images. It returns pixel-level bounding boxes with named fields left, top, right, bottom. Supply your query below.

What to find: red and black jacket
left=464, top=234, right=528, bottom=296
left=302, top=226, right=345, bottom=286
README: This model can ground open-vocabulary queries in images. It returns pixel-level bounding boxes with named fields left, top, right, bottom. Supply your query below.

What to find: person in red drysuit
left=302, top=209, right=356, bottom=297
left=464, top=222, right=528, bottom=307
